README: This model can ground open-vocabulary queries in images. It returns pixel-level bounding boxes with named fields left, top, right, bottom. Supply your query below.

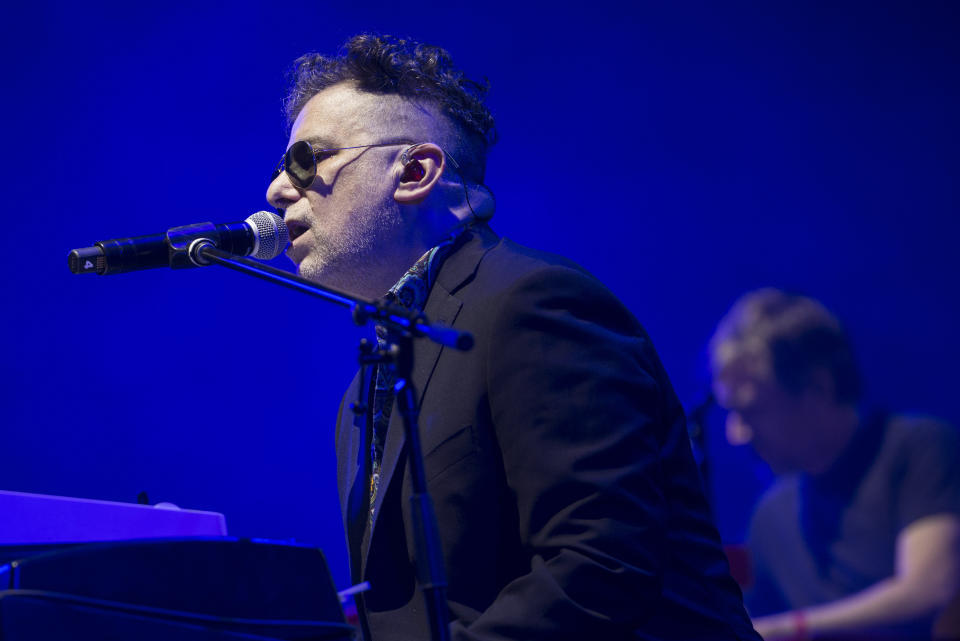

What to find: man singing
left=267, top=34, right=758, bottom=641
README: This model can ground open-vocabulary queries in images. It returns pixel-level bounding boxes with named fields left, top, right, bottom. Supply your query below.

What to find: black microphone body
left=69, top=213, right=287, bottom=275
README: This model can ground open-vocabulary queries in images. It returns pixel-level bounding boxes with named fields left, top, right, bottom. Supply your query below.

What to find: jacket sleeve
left=451, top=264, right=682, bottom=640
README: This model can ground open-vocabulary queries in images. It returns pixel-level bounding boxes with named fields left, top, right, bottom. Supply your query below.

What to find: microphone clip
left=167, top=222, right=252, bottom=269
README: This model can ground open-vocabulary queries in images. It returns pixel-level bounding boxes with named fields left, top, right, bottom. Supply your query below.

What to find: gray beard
left=297, top=199, right=405, bottom=297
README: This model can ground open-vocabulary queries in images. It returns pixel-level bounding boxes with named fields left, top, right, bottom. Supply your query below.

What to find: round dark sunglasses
left=271, top=140, right=414, bottom=189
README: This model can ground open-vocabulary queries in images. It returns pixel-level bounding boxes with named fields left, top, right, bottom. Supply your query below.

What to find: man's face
left=266, top=83, right=410, bottom=294
left=712, top=348, right=812, bottom=474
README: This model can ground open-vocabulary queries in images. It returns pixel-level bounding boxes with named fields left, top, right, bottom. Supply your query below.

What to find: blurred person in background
left=710, top=288, right=960, bottom=640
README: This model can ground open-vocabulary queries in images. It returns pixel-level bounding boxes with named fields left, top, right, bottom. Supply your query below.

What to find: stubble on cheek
left=296, top=186, right=403, bottom=286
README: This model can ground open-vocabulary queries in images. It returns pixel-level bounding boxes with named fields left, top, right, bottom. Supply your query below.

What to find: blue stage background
left=2, top=1, right=957, bottom=590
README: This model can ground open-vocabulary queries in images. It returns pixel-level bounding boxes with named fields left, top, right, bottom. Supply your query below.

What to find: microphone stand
left=195, top=243, right=461, bottom=641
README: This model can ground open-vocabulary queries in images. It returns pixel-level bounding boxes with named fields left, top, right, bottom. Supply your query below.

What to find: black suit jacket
left=335, top=225, right=759, bottom=641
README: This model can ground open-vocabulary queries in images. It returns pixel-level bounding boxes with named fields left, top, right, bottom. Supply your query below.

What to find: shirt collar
left=384, top=233, right=461, bottom=312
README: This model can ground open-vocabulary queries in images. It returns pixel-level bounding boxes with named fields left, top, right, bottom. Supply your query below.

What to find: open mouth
left=285, top=220, right=310, bottom=243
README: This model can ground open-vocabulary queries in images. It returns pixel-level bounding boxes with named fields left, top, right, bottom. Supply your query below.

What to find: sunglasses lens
left=286, top=140, right=317, bottom=188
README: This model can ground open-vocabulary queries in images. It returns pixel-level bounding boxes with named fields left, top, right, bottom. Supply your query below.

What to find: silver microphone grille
left=245, top=211, right=289, bottom=259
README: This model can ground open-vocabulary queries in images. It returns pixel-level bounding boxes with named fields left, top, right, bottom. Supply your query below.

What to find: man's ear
left=394, top=143, right=445, bottom=204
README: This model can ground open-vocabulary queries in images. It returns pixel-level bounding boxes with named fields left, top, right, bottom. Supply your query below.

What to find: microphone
left=68, top=211, right=289, bottom=275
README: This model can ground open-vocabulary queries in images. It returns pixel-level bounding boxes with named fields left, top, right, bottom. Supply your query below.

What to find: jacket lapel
left=336, top=371, right=358, bottom=531
left=361, top=225, right=500, bottom=576
left=339, top=366, right=373, bottom=535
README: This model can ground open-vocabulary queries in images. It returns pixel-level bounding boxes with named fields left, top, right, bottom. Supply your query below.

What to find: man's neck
left=341, top=208, right=470, bottom=299
left=804, top=404, right=860, bottom=475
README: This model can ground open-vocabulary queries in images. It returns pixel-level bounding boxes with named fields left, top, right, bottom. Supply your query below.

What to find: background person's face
left=713, top=353, right=812, bottom=474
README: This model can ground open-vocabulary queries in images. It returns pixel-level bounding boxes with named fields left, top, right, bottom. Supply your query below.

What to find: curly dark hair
left=283, top=34, right=497, bottom=183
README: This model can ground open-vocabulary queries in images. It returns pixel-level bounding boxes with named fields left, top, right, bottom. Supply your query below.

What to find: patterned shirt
left=368, top=238, right=457, bottom=518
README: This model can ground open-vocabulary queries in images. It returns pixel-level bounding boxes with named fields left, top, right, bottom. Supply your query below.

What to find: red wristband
left=792, top=610, right=808, bottom=641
